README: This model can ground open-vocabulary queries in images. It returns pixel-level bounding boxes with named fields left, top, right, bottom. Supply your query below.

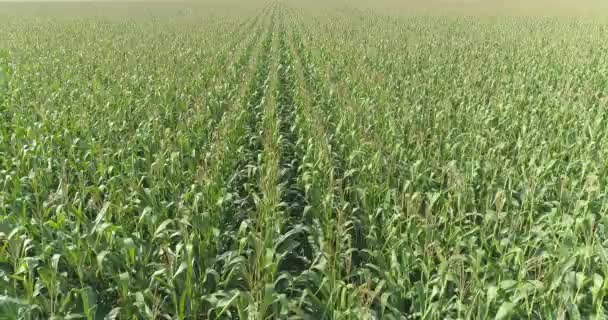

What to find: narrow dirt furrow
left=190, top=7, right=275, bottom=317
left=176, top=12, right=261, bottom=155
left=290, top=21, right=348, bottom=181
left=287, top=10, right=388, bottom=317
left=227, top=6, right=276, bottom=228
left=200, top=8, right=280, bottom=317
left=298, top=22, right=372, bottom=267
left=278, top=10, right=354, bottom=318
left=233, top=3, right=298, bottom=318
left=273, top=8, right=311, bottom=275
left=290, top=12, right=357, bottom=267
left=199, top=8, right=268, bottom=146
left=195, top=6, right=271, bottom=185
left=285, top=11, right=359, bottom=316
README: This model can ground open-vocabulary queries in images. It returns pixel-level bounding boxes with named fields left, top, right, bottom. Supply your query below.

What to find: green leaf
left=174, top=262, right=188, bottom=279
left=104, top=307, right=121, bottom=320
left=51, top=254, right=61, bottom=271
left=499, top=280, right=517, bottom=290
left=487, top=286, right=498, bottom=303
left=94, top=202, right=111, bottom=227
left=154, top=219, right=173, bottom=238
left=97, top=251, right=110, bottom=273
left=495, top=302, right=514, bottom=320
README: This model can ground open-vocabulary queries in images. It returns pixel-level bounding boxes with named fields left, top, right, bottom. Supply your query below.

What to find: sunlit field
left=2, top=1, right=608, bottom=318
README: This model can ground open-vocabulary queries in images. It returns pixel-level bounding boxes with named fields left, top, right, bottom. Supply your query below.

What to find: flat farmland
left=1, top=1, right=608, bottom=319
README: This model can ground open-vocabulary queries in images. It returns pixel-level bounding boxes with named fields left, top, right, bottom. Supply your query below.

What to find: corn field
left=1, top=0, right=608, bottom=319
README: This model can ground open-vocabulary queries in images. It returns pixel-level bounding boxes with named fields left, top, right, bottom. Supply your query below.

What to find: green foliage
left=1, top=1, right=608, bottom=319
left=0, top=50, right=9, bottom=103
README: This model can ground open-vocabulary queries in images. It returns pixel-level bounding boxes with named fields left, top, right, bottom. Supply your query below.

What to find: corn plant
left=1, top=0, right=608, bottom=319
